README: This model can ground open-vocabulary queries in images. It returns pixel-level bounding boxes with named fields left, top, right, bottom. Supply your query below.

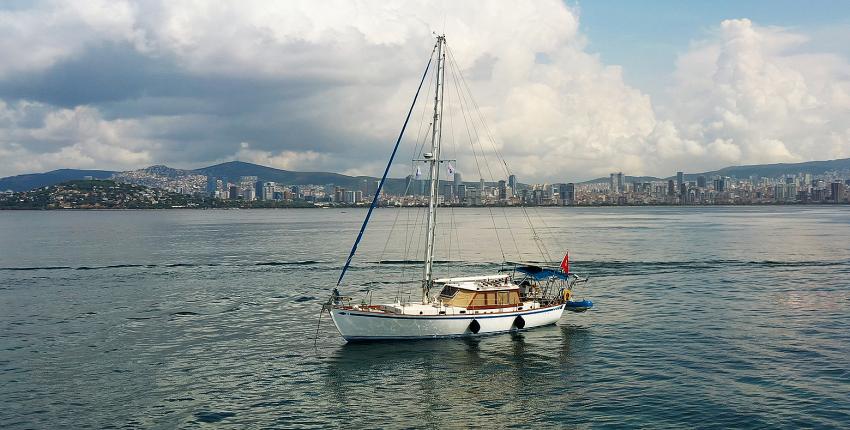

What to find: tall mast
left=422, top=35, right=446, bottom=303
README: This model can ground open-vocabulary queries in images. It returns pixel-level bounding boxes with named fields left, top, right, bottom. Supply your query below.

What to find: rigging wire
left=449, top=52, right=525, bottom=263
left=443, top=50, right=507, bottom=264
left=447, top=45, right=559, bottom=263
left=442, top=58, right=465, bottom=278
left=336, top=44, right=436, bottom=286
left=379, top=58, right=438, bottom=292
left=445, top=49, right=529, bottom=262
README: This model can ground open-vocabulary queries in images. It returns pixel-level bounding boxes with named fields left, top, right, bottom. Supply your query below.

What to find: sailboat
left=324, top=35, right=592, bottom=341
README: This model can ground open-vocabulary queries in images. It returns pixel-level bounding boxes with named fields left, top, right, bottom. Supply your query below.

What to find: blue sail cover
left=515, top=266, right=570, bottom=281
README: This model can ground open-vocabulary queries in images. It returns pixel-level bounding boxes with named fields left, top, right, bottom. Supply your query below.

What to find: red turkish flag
left=560, top=252, right=569, bottom=273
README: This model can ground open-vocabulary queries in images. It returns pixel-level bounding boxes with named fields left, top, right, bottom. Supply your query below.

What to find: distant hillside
left=5, top=156, right=850, bottom=193
left=120, top=165, right=199, bottom=178
left=197, top=161, right=503, bottom=194
left=0, top=179, right=201, bottom=209
left=685, top=158, right=850, bottom=181
left=111, top=165, right=207, bottom=195
left=0, top=169, right=115, bottom=192
left=196, top=161, right=414, bottom=193
left=581, top=157, right=850, bottom=184
left=580, top=175, right=663, bottom=184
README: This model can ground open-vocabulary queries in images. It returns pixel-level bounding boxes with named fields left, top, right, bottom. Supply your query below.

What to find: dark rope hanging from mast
left=336, top=44, right=437, bottom=286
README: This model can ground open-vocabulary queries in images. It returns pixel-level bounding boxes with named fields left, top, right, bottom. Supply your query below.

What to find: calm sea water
left=1, top=207, right=849, bottom=429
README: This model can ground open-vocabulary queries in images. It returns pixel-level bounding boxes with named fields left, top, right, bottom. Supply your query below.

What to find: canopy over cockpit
left=513, top=265, right=570, bottom=281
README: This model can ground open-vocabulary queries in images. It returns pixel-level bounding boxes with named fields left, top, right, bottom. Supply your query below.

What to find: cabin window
left=438, top=285, right=459, bottom=299
left=498, top=291, right=509, bottom=305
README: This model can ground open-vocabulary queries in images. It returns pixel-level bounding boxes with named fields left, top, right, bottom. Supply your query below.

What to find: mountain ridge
left=3, top=157, right=850, bottom=192
left=580, top=157, right=850, bottom=184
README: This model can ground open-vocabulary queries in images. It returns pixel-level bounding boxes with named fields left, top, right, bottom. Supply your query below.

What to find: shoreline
left=2, top=202, right=848, bottom=211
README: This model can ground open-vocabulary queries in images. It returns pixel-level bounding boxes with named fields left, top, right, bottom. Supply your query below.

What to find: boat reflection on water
left=319, top=323, right=593, bottom=427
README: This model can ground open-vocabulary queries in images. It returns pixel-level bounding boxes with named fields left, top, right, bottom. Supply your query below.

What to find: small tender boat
left=322, top=35, right=592, bottom=342
left=565, top=299, right=594, bottom=313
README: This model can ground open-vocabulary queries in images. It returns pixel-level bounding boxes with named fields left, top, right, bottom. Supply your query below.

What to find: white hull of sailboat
left=329, top=304, right=566, bottom=341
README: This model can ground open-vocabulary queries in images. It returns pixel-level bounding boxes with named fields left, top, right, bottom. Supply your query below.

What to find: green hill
left=581, top=157, right=850, bottom=184
left=196, top=161, right=411, bottom=194
left=0, top=169, right=115, bottom=192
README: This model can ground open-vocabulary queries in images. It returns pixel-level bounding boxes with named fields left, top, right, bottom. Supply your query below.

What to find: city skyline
left=4, top=166, right=849, bottom=209
left=0, top=2, right=848, bottom=182
left=201, top=170, right=849, bottom=207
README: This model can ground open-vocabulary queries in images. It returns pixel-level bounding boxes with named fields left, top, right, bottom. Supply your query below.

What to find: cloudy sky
left=1, top=1, right=849, bottom=182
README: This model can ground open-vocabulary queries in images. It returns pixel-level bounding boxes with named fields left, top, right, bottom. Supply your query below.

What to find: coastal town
left=198, top=171, right=850, bottom=206
left=2, top=165, right=849, bottom=209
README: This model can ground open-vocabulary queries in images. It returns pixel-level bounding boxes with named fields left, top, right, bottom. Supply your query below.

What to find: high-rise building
left=697, top=175, right=707, bottom=188
left=456, top=184, right=466, bottom=201
left=775, top=184, right=785, bottom=201
left=785, top=183, right=796, bottom=202
left=831, top=182, right=844, bottom=202
left=532, top=188, right=545, bottom=205
left=466, top=187, right=481, bottom=206
left=667, top=179, right=675, bottom=196
left=442, top=183, right=454, bottom=201
left=236, top=176, right=258, bottom=201
left=609, top=173, right=616, bottom=194
left=508, top=174, right=517, bottom=197
left=558, top=183, right=575, bottom=205
left=677, top=171, right=684, bottom=190
left=206, top=176, right=218, bottom=196
left=497, top=180, right=507, bottom=200
left=262, top=182, right=277, bottom=201
left=214, top=179, right=225, bottom=199
left=343, top=190, right=355, bottom=204
left=616, top=172, right=624, bottom=193
left=255, top=181, right=265, bottom=201
left=241, top=187, right=256, bottom=201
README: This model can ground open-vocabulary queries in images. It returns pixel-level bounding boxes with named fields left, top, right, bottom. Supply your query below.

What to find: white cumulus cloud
left=664, top=18, right=850, bottom=171
left=0, top=3, right=848, bottom=182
